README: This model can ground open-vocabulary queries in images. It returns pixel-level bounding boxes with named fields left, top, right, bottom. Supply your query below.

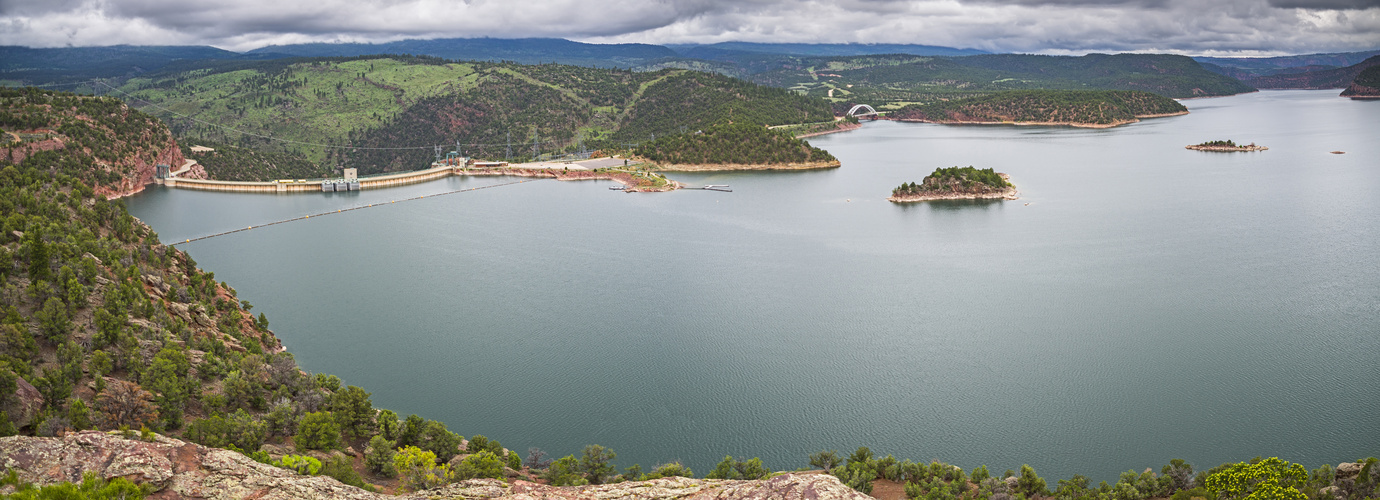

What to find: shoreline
left=651, top=159, right=841, bottom=172
left=457, top=167, right=681, bottom=192
left=888, top=110, right=1187, bottom=129
left=794, top=121, right=864, bottom=138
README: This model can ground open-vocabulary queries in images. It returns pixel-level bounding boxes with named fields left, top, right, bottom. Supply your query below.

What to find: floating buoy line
left=172, top=179, right=543, bottom=246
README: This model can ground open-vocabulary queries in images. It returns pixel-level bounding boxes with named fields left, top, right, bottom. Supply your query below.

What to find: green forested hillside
left=633, top=122, right=835, bottom=165
left=0, top=89, right=521, bottom=492
left=611, top=71, right=834, bottom=141
left=114, top=57, right=835, bottom=175
left=0, top=88, right=182, bottom=195
left=1245, top=55, right=1380, bottom=89
left=181, top=141, right=328, bottom=181
left=889, top=90, right=1187, bottom=126
left=742, top=53, right=1252, bottom=108
left=1351, top=65, right=1380, bottom=88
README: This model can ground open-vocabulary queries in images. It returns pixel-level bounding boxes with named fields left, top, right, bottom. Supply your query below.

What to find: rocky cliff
left=0, top=431, right=870, bottom=500
left=0, top=88, right=185, bottom=198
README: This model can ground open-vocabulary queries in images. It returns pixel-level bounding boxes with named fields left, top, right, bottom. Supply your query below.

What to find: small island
left=889, top=166, right=1018, bottom=203
left=1185, top=139, right=1268, bottom=152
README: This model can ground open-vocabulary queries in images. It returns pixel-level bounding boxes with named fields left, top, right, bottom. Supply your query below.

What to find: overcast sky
left=1, top=0, right=1377, bottom=56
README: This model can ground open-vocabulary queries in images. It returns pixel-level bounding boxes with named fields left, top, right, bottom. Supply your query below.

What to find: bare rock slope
left=0, top=431, right=871, bottom=500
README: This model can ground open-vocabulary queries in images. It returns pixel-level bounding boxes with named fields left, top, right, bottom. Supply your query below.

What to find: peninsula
left=1339, top=65, right=1380, bottom=98
left=889, top=166, right=1018, bottom=202
left=1185, top=140, right=1268, bottom=152
left=887, top=90, right=1188, bottom=128
left=633, top=122, right=840, bottom=171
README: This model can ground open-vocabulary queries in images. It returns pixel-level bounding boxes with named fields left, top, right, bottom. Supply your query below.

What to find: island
left=889, top=166, right=1018, bottom=202
left=1185, top=139, right=1268, bottom=152
left=887, top=90, right=1189, bottom=128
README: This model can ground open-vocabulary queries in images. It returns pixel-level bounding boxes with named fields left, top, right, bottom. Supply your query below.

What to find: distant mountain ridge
left=1194, top=50, right=1380, bottom=74
left=667, top=42, right=988, bottom=57
left=245, top=37, right=679, bottom=68
left=1238, top=55, right=1380, bottom=89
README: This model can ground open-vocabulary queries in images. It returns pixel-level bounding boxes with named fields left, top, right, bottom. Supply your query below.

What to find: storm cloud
left=1, top=0, right=1377, bottom=55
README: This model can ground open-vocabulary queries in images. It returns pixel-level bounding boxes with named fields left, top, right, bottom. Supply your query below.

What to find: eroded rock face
left=0, top=432, right=872, bottom=500
left=0, top=431, right=379, bottom=500
left=3, top=377, right=44, bottom=428
left=1336, top=461, right=1364, bottom=479
left=407, top=473, right=873, bottom=500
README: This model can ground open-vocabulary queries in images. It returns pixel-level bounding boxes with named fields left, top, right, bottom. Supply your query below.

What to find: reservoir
left=126, top=90, right=1380, bottom=482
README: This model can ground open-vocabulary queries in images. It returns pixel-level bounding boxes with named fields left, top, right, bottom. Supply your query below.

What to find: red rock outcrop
left=0, top=432, right=873, bottom=500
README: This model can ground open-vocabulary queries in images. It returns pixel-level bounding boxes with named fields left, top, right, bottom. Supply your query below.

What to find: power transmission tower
left=434, top=145, right=442, bottom=162
left=531, top=131, right=539, bottom=160
left=505, top=132, right=512, bottom=161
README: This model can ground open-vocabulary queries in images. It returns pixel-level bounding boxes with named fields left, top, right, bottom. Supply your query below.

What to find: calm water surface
left=128, top=90, right=1380, bottom=481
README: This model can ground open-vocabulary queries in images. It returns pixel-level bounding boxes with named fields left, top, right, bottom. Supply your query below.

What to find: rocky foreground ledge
left=0, top=431, right=870, bottom=500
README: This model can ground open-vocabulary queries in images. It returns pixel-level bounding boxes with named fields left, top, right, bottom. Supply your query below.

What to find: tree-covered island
left=888, top=90, right=1188, bottom=128
left=1185, top=139, right=1268, bottom=152
left=889, top=166, right=1018, bottom=202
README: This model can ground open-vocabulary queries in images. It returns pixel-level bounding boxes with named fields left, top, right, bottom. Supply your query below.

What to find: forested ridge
left=0, top=88, right=182, bottom=195
left=1340, top=65, right=1380, bottom=97
left=633, top=122, right=836, bottom=165
left=742, top=53, right=1253, bottom=109
left=113, top=57, right=835, bottom=176
left=889, top=90, right=1186, bottom=126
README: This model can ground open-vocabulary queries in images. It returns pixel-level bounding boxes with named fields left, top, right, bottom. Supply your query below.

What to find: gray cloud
left=0, top=0, right=1377, bottom=55
left=1268, top=0, right=1380, bottom=8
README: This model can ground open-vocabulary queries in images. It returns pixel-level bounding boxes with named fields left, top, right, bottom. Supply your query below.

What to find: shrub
left=507, top=450, right=522, bottom=471
left=394, top=446, right=451, bottom=491
left=642, top=461, right=694, bottom=480
left=365, top=435, right=398, bottom=477
left=321, top=454, right=369, bottom=489
left=706, top=455, right=769, bottom=480
left=580, top=444, right=618, bottom=484
left=544, top=455, right=588, bottom=486
left=1205, top=457, right=1307, bottom=500
left=1018, top=464, right=1049, bottom=497
left=295, top=411, right=341, bottom=451
left=414, top=419, right=461, bottom=459
left=455, top=450, right=506, bottom=480
left=810, top=450, right=841, bottom=471
left=278, top=454, right=322, bottom=475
